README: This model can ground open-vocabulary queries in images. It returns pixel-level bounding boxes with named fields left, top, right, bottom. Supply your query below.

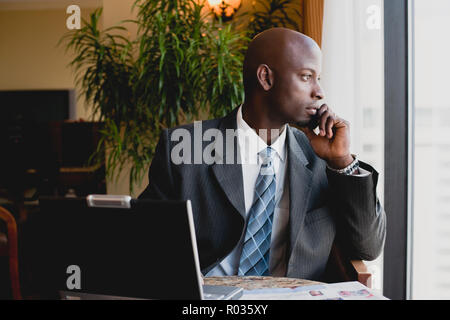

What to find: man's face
left=268, top=46, right=325, bottom=127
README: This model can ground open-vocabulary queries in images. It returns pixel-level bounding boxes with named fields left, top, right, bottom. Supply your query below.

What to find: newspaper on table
left=240, top=281, right=388, bottom=300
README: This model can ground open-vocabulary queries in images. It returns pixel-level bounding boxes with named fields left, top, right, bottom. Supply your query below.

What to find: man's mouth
left=305, top=107, right=318, bottom=115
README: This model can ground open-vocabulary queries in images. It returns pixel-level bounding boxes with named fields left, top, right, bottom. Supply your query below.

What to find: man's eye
left=301, top=74, right=312, bottom=81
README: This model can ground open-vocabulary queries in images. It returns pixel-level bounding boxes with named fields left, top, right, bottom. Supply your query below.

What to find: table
left=204, top=276, right=321, bottom=290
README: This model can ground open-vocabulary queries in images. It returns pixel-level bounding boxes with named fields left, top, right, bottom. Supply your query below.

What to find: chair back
left=323, top=242, right=372, bottom=288
left=0, top=206, right=21, bottom=299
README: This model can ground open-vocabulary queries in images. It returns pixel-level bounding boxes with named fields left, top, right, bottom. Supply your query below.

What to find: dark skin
left=241, top=28, right=353, bottom=169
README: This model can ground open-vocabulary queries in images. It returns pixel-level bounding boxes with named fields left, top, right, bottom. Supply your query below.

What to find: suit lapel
left=211, top=163, right=246, bottom=217
left=211, top=108, right=246, bottom=218
left=287, top=126, right=313, bottom=258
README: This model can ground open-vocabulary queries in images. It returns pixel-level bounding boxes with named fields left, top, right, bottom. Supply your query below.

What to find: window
left=412, top=0, right=450, bottom=299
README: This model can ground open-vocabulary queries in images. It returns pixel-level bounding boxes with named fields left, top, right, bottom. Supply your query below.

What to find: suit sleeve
left=138, top=129, right=176, bottom=200
left=326, top=161, right=386, bottom=261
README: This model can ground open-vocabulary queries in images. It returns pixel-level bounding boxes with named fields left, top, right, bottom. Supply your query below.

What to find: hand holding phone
left=297, top=104, right=353, bottom=169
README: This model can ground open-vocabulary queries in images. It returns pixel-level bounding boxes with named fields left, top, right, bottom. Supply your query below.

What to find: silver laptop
left=36, top=195, right=243, bottom=300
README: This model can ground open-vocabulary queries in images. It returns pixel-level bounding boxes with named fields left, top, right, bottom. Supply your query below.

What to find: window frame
left=383, top=0, right=414, bottom=300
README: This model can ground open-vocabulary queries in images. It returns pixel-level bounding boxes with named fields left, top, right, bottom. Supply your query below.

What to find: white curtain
left=321, top=0, right=385, bottom=291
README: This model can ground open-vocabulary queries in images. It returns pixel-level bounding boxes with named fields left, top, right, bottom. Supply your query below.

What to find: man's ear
left=256, top=64, right=274, bottom=91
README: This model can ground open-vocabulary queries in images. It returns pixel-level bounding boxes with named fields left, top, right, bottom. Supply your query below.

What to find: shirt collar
left=236, top=105, right=287, bottom=161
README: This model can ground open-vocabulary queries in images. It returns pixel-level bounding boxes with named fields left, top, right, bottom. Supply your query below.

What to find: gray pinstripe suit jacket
left=138, top=107, right=386, bottom=281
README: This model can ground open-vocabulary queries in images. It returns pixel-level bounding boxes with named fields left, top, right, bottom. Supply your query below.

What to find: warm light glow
left=207, top=0, right=241, bottom=20
left=208, top=0, right=222, bottom=5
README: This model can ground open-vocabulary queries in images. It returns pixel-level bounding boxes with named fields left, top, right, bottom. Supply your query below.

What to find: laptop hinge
left=86, top=195, right=132, bottom=209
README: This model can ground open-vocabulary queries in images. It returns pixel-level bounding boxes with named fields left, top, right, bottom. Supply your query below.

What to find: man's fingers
left=317, top=104, right=338, bottom=138
left=318, top=104, right=329, bottom=135
left=319, top=110, right=330, bottom=136
left=326, top=115, right=335, bottom=138
left=318, top=104, right=329, bottom=116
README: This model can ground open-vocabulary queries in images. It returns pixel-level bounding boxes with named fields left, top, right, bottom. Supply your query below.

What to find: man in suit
left=138, top=28, right=386, bottom=281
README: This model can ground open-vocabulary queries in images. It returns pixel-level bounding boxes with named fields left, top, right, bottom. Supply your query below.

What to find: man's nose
left=312, top=83, right=325, bottom=100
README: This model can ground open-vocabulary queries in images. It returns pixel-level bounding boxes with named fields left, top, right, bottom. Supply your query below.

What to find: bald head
left=243, top=28, right=321, bottom=96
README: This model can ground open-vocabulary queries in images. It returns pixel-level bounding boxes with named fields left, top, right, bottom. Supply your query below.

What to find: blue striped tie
left=238, top=147, right=276, bottom=276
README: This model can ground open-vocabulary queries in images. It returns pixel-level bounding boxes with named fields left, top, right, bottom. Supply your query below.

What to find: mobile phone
left=296, top=113, right=319, bottom=130
left=307, top=113, right=320, bottom=130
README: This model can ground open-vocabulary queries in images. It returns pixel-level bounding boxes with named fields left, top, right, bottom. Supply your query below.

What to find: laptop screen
left=34, top=197, right=203, bottom=299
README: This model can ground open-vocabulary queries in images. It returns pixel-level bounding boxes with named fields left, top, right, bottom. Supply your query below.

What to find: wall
left=0, top=2, right=102, bottom=121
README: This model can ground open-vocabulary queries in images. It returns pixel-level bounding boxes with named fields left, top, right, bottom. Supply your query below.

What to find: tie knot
left=260, top=147, right=275, bottom=165
left=259, top=147, right=275, bottom=176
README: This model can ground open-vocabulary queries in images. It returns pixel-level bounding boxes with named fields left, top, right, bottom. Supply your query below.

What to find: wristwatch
left=327, top=155, right=360, bottom=175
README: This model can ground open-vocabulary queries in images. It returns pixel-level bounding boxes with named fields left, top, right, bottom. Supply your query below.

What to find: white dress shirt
left=206, top=105, right=290, bottom=276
